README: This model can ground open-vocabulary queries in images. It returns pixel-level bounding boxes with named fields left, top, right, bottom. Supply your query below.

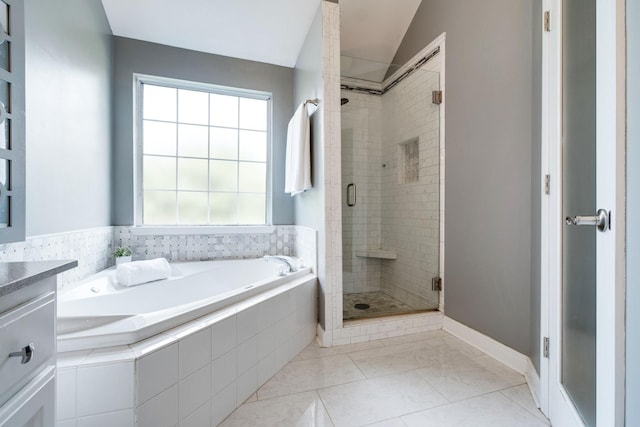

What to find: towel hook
left=304, top=98, right=319, bottom=107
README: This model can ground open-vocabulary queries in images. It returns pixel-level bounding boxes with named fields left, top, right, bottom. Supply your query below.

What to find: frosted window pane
left=143, top=121, right=176, bottom=156
left=238, top=162, right=266, bottom=193
left=0, top=2, right=7, bottom=37
left=144, top=156, right=176, bottom=190
left=143, top=85, right=176, bottom=122
left=210, top=160, right=237, bottom=192
left=239, top=131, right=267, bottom=162
left=178, top=89, right=208, bottom=125
left=0, top=158, right=7, bottom=187
left=238, top=194, right=266, bottom=224
left=178, top=124, right=208, bottom=158
left=144, top=191, right=176, bottom=224
left=210, top=127, right=238, bottom=160
left=0, top=195, right=7, bottom=227
left=178, top=158, right=208, bottom=191
left=178, top=192, right=208, bottom=224
left=210, top=193, right=237, bottom=225
left=239, top=98, right=267, bottom=131
left=210, top=94, right=238, bottom=128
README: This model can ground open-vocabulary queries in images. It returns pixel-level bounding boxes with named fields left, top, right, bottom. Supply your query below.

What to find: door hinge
left=544, top=11, right=551, bottom=32
left=432, top=90, right=443, bottom=105
left=543, top=337, right=550, bottom=358
left=431, top=276, right=442, bottom=291
left=544, top=175, right=550, bottom=195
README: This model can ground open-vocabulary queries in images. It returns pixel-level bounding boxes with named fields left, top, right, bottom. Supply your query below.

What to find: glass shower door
left=340, top=56, right=441, bottom=321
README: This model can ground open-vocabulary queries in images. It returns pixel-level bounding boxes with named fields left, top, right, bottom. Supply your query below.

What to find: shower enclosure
left=341, top=55, right=441, bottom=321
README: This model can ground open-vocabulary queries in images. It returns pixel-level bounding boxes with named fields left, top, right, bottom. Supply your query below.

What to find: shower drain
left=354, top=303, right=370, bottom=310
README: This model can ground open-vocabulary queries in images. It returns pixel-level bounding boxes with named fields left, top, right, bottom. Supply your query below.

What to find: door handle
left=565, top=209, right=609, bottom=232
left=347, top=183, right=356, bottom=207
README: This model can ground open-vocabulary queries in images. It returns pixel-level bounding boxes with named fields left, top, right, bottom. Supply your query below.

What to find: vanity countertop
left=0, top=260, right=78, bottom=297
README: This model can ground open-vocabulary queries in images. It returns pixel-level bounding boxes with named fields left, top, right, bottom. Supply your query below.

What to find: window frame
left=133, top=73, right=273, bottom=228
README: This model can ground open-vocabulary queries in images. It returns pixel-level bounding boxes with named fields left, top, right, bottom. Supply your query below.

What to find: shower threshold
left=343, top=291, right=438, bottom=321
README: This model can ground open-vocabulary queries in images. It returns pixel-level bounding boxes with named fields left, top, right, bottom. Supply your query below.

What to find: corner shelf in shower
left=355, top=249, right=397, bottom=260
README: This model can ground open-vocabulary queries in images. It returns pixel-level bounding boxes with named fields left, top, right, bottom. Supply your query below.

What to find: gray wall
left=112, top=37, right=294, bottom=225
left=293, top=6, right=326, bottom=327
left=393, top=0, right=534, bottom=354
left=530, top=0, right=542, bottom=373
left=25, top=0, right=112, bottom=236
left=627, top=0, right=639, bottom=423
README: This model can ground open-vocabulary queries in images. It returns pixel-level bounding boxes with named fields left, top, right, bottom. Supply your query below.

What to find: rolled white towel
left=116, top=258, right=171, bottom=287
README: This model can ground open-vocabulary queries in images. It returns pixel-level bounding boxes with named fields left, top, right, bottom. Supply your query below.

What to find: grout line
left=314, top=389, right=338, bottom=427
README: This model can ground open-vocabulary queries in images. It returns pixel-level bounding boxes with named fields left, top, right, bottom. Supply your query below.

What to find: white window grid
left=133, top=74, right=273, bottom=226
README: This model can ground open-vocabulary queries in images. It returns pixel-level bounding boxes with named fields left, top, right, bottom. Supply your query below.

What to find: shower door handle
left=347, top=183, right=356, bottom=207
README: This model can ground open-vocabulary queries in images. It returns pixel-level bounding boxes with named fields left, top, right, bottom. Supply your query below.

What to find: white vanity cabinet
left=0, top=261, right=77, bottom=427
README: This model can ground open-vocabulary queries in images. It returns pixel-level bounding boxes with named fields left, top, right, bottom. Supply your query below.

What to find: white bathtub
left=57, top=258, right=313, bottom=352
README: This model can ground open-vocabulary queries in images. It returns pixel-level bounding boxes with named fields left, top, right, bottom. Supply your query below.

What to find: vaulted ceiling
left=100, top=0, right=421, bottom=80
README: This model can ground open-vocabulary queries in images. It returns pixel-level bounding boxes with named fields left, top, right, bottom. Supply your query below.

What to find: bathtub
left=57, top=258, right=314, bottom=353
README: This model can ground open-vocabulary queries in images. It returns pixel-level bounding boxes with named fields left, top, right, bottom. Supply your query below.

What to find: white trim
left=132, top=73, right=274, bottom=228
left=442, top=316, right=528, bottom=374
left=526, top=358, right=542, bottom=410
left=595, top=0, right=626, bottom=424
left=129, top=225, right=277, bottom=236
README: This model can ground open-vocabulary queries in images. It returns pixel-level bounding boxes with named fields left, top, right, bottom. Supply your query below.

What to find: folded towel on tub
left=116, top=258, right=171, bottom=287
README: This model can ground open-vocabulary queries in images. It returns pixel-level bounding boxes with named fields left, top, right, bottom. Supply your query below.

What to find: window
left=135, top=76, right=271, bottom=226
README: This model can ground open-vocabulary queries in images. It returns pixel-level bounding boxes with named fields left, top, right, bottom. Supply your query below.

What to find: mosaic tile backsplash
left=0, top=226, right=316, bottom=288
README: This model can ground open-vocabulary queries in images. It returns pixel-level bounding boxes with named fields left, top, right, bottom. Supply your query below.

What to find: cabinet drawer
left=0, top=292, right=55, bottom=406
left=0, top=366, right=55, bottom=427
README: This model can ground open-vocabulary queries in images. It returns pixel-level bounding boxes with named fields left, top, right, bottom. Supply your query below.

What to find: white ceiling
left=340, top=0, right=422, bottom=82
left=100, top=0, right=321, bottom=68
left=100, top=0, right=421, bottom=78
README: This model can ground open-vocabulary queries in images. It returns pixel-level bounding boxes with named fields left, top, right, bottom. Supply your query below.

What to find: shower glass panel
left=341, top=55, right=441, bottom=321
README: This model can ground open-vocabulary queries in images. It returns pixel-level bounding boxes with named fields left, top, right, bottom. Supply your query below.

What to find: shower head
left=341, top=98, right=349, bottom=106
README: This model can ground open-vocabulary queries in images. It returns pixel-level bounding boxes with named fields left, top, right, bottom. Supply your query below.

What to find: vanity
left=0, top=261, right=76, bottom=427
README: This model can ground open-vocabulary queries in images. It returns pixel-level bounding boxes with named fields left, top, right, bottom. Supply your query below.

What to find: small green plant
left=113, top=246, right=132, bottom=257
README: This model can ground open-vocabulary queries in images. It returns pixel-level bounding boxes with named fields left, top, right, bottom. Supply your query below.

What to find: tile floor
left=221, top=330, right=550, bottom=426
left=343, top=291, right=432, bottom=320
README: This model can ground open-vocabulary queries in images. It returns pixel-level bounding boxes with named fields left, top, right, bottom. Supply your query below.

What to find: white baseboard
left=525, top=358, right=542, bottom=409
left=443, top=316, right=528, bottom=374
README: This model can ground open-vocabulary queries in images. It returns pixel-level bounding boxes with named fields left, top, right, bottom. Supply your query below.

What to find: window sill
left=129, top=226, right=277, bottom=236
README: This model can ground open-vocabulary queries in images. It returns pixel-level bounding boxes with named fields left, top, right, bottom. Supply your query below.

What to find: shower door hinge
left=544, top=175, right=550, bottom=195
left=431, top=276, right=442, bottom=292
left=543, top=337, right=550, bottom=358
left=432, top=90, right=443, bottom=105
left=544, top=11, right=551, bottom=32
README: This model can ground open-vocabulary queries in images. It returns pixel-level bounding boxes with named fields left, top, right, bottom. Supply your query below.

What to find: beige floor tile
left=350, top=337, right=469, bottom=378
left=297, top=339, right=384, bottom=361
left=378, top=329, right=447, bottom=347
left=318, top=370, right=448, bottom=427
left=257, top=354, right=365, bottom=400
left=401, top=391, right=549, bottom=427
left=501, top=385, right=549, bottom=423
left=414, top=354, right=525, bottom=402
left=364, top=417, right=407, bottom=427
left=220, top=391, right=333, bottom=427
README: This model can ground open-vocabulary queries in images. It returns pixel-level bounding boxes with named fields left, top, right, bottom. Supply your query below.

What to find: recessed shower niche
left=341, top=53, right=442, bottom=321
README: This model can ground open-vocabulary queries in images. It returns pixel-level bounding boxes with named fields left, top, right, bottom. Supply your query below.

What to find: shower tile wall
left=341, top=91, right=383, bottom=294
left=381, top=69, right=440, bottom=309
left=341, top=67, right=440, bottom=311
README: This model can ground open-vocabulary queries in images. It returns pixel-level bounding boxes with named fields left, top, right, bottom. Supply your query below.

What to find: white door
left=543, top=0, right=625, bottom=426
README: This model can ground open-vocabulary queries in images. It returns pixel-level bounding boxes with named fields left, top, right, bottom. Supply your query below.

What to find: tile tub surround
left=55, top=275, right=317, bottom=427
left=223, top=330, right=549, bottom=427
left=0, top=227, right=113, bottom=287
left=0, top=225, right=317, bottom=290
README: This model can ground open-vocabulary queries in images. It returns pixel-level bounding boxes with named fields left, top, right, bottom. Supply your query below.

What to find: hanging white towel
left=285, top=102, right=312, bottom=196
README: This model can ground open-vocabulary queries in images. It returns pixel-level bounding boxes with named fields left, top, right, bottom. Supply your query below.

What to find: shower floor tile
left=343, top=291, right=417, bottom=320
